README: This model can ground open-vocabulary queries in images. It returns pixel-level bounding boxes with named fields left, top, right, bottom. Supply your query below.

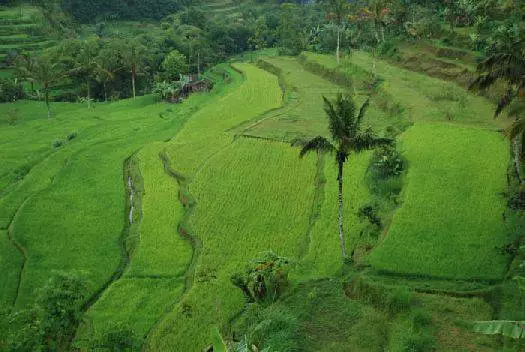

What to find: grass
left=75, top=141, right=192, bottom=346
left=368, top=123, right=509, bottom=280
left=301, top=51, right=506, bottom=129
left=0, top=230, right=23, bottom=307
left=297, top=151, right=373, bottom=279
left=244, top=56, right=396, bottom=142
left=163, top=63, right=283, bottom=176
left=0, top=66, right=239, bottom=313
left=146, top=138, right=317, bottom=351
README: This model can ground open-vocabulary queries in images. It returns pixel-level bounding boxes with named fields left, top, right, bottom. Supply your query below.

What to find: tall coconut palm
left=295, top=94, right=391, bottom=260
left=17, top=53, right=66, bottom=118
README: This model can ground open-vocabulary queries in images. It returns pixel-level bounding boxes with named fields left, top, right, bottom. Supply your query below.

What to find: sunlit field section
left=301, top=52, right=503, bottom=129
left=147, top=138, right=317, bottom=351
left=300, top=152, right=372, bottom=279
left=369, top=123, right=509, bottom=280
left=77, top=142, right=191, bottom=345
left=245, top=56, right=339, bottom=140
left=1, top=95, right=214, bottom=309
left=164, top=63, right=283, bottom=176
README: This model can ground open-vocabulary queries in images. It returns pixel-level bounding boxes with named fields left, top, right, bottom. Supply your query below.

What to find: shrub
left=0, top=78, right=24, bottom=103
left=377, top=40, right=400, bottom=60
left=371, top=144, right=405, bottom=179
left=386, top=286, right=413, bottom=315
left=13, top=164, right=31, bottom=180
left=152, top=81, right=181, bottom=101
left=358, top=204, right=382, bottom=228
left=411, top=308, right=433, bottom=330
left=232, top=251, right=292, bottom=304
left=53, top=139, right=64, bottom=148
left=7, top=108, right=21, bottom=125
left=402, top=331, right=435, bottom=352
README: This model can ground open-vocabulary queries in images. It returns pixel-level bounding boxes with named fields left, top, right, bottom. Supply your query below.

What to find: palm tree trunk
left=514, top=133, right=524, bottom=184
left=44, top=83, right=51, bottom=119
left=132, top=63, right=136, bottom=99
left=87, top=81, right=91, bottom=109
left=337, top=160, right=347, bottom=259
left=336, top=26, right=341, bottom=65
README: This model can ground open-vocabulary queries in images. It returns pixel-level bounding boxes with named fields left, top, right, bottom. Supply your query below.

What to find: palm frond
left=348, top=129, right=392, bottom=152
left=506, top=118, right=525, bottom=140
left=296, top=136, right=335, bottom=158
left=495, top=88, right=516, bottom=117
left=357, top=98, right=370, bottom=124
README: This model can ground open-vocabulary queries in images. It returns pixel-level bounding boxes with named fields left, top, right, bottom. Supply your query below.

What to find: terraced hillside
left=1, top=49, right=522, bottom=351
left=0, top=5, right=54, bottom=69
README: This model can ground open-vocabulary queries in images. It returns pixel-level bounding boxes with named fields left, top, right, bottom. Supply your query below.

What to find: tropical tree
left=294, top=94, right=391, bottom=260
left=358, top=0, right=393, bottom=77
left=322, top=0, right=350, bottom=64
left=60, top=38, right=101, bottom=109
left=469, top=24, right=524, bottom=181
left=16, top=52, right=66, bottom=118
left=161, top=49, right=188, bottom=82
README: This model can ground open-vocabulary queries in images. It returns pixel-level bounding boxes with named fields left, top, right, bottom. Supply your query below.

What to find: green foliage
left=473, top=321, right=525, bottom=340
left=369, top=144, right=404, bottom=179
left=52, top=138, right=64, bottom=148
left=386, top=286, right=413, bottom=315
left=152, top=81, right=182, bottom=101
left=277, top=3, right=305, bottom=56
left=1, top=271, right=88, bottom=351
left=160, top=49, right=188, bottom=81
left=232, top=251, right=292, bottom=304
left=0, top=77, right=24, bottom=102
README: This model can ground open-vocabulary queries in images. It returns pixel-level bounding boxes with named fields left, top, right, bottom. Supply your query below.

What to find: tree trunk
left=103, top=82, right=108, bottom=103
left=87, top=81, right=91, bottom=109
left=197, top=51, right=201, bottom=79
left=44, top=83, right=51, bottom=119
left=337, top=160, right=347, bottom=259
left=372, top=50, right=377, bottom=81
left=132, top=63, right=136, bottom=99
left=381, top=25, right=385, bottom=43
left=336, top=26, right=341, bottom=64
left=514, top=133, right=524, bottom=184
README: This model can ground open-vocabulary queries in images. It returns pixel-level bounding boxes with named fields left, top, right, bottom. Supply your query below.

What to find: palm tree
left=469, top=29, right=524, bottom=182
left=294, top=94, right=391, bottom=260
left=17, top=53, right=65, bottom=118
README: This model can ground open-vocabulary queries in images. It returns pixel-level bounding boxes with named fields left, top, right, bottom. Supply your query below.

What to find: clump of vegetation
left=7, top=107, right=21, bottom=125
left=232, top=251, right=292, bottom=304
left=52, top=139, right=64, bottom=148
left=0, top=271, right=88, bottom=351
left=386, top=286, right=413, bottom=315
left=0, top=78, right=24, bottom=103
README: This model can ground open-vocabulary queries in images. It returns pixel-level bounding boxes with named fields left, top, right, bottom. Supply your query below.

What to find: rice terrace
left=0, top=0, right=524, bottom=351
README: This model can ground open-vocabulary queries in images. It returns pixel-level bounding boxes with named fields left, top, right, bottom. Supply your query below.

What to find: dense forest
left=0, top=0, right=524, bottom=351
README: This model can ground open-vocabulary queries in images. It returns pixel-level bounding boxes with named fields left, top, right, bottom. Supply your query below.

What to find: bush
left=411, top=308, right=433, bottom=330
left=371, top=145, right=405, bottom=179
left=386, top=286, right=413, bottom=315
left=152, top=81, right=182, bottom=101
left=7, top=108, right=21, bottom=125
left=377, top=40, right=400, bottom=60
left=67, top=132, right=77, bottom=141
left=53, top=139, right=64, bottom=148
left=0, top=78, right=24, bottom=103
left=403, top=332, right=435, bottom=352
